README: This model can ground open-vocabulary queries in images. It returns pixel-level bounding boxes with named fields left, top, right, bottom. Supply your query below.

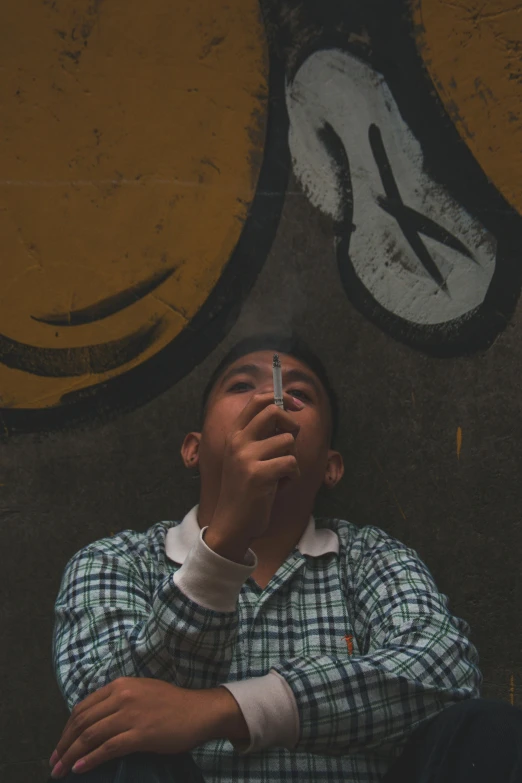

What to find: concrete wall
left=1, top=0, right=521, bottom=779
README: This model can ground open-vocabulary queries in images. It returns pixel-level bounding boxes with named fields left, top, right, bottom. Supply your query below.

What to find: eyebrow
left=218, top=363, right=322, bottom=399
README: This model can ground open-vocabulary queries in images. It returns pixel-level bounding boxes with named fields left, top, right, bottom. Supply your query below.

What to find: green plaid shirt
left=52, top=504, right=482, bottom=782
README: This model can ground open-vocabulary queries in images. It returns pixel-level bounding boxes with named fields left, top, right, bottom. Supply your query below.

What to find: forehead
left=223, top=350, right=315, bottom=379
left=215, top=350, right=324, bottom=398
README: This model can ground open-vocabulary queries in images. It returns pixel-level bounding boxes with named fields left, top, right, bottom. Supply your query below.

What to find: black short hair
left=199, top=331, right=339, bottom=449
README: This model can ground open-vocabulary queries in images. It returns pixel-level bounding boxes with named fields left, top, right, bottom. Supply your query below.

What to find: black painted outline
left=31, top=266, right=177, bottom=327
left=288, top=4, right=522, bottom=358
left=369, top=122, right=474, bottom=292
left=0, top=8, right=289, bottom=435
left=0, top=319, right=168, bottom=377
left=346, top=2, right=522, bottom=356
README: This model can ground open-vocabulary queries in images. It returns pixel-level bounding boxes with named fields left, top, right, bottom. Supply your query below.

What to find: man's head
left=180, top=332, right=344, bottom=520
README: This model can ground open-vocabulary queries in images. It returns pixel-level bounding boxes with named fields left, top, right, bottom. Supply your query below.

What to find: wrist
left=203, top=527, right=253, bottom=564
left=205, top=686, right=250, bottom=744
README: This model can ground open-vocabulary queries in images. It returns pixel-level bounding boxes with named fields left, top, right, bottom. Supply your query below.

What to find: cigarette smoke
left=229, top=264, right=310, bottom=345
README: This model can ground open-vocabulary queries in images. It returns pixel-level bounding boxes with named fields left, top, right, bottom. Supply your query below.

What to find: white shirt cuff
left=172, top=526, right=257, bottom=612
left=219, top=670, right=300, bottom=754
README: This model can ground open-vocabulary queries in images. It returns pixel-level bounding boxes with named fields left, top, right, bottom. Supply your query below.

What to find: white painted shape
left=286, top=49, right=496, bottom=326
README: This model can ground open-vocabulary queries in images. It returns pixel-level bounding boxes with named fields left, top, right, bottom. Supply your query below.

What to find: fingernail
left=51, top=760, right=64, bottom=778
left=292, top=397, right=304, bottom=408
left=49, top=750, right=58, bottom=767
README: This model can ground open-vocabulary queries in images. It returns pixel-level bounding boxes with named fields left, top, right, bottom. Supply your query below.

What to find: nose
left=258, top=383, right=282, bottom=399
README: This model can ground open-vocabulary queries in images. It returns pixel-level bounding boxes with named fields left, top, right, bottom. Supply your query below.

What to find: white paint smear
left=286, top=49, right=496, bottom=326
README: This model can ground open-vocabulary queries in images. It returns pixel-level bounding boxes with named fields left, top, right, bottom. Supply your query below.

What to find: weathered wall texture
left=0, top=0, right=276, bottom=425
left=1, top=0, right=521, bottom=779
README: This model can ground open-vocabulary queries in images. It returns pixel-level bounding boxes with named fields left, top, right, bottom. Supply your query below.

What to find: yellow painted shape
left=456, top=426, right=462, bottom=459
left=412, top=0, right=522, bottom=215
left=0, top=0, right=267, bottom=408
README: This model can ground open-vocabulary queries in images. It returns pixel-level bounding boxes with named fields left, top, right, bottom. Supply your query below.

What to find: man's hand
left=48, top=677, right=234, bottom=778
left=209, top=391, right=304, bottom=548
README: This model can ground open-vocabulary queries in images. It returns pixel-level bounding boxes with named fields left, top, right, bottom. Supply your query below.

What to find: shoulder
left=316, top=517, right=426, bottom=572
left=316, top=517, right=411, bottom=551
left=62, top=519, right=178, bottom=577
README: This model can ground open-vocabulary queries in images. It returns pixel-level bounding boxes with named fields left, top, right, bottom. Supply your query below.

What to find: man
left=48, top=332, right=522, bottom=782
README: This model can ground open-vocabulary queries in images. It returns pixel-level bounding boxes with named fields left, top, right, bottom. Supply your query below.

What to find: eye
left=228, top=382, right=252, bottom=392
left=228, top=382, right=310, bottom=401
left=288, top=389, right=310, bottom=401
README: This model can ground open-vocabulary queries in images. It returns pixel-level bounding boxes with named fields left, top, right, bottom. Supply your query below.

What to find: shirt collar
left=165, top=504, right=339, bottom=564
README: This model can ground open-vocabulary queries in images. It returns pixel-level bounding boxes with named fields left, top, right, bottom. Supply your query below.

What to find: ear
left=323, top=450, right=344, bottom=489
left=180, top=432, right=201, bottom=470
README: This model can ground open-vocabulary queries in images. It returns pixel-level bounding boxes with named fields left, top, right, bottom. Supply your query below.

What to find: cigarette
left=272, top=354, right=284, bottom=410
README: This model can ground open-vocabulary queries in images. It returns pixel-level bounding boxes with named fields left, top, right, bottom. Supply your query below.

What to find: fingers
left=239, top=395, right=302, bottom=444
left=51, top=696, right=120, bottom=778
left=232, top=391, right=302, bottom=437
left=256, top=454, right=301, bottom=484
left=245, top=430, right=300, bottom=493
left=51, top=716, right=128, bottom=778
left=249, top=431, right=297, bottom=463
left=249, top=402, right=301, bottom=443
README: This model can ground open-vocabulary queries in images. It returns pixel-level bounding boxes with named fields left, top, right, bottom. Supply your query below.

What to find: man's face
left=194, top=350, right=334, bottom=500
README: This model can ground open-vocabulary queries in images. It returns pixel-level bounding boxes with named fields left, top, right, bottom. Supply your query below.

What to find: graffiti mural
left=0, top=0, right=288, bottom=433
left=288, top=49, right=497, bottom=339
left=1, top=0, right=521, bottom=434
left=285, top=0, right=522, bottom=356
left=413, top=0, right=522, bottom=217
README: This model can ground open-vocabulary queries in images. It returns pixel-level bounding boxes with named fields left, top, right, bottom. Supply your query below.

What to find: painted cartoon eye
left=286, top=25, right=522, bottom=356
